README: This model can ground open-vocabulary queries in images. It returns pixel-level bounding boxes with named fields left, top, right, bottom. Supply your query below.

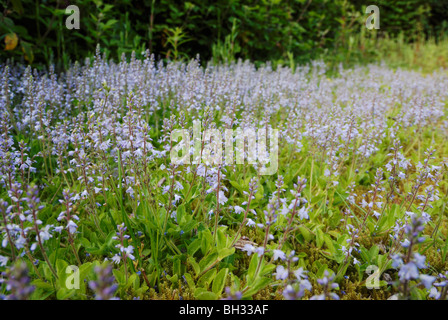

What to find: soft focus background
left=0, top=0, right=447, bottom=71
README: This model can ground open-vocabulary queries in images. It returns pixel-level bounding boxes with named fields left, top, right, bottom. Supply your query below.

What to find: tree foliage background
left=0, top=0, right=447, bottom=68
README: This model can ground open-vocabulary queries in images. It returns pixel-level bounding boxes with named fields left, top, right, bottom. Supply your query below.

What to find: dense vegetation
left=0, top=1, right=448, bottom=301
left=0, top=52, right=448, bottom=300
left=0, top=0, right=447, bottom=69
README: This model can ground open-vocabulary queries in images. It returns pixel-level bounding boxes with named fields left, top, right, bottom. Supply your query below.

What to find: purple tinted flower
left=398, top=262, right=419, bottom=281
left=221, top=287, right=242, bottom=300
left=275, top=265, right=289, bottom=280
left=0, top=262, right=35, bottom=300
left=89, top=265, right=119, bottom=300
left=272, top=249, right=286, bottom=261
left=311, top=271, right=339, bottom=300
left=419, top=274, right=436, bottom=289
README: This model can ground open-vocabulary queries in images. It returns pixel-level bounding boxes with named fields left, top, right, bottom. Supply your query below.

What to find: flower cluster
left=89, top=264, right=119, bottom=300
left=310, top=271, right=340, bottom=300
left=0, top=262, right=34, bottom=300
left=275, top=251, right=312, bottom=300
left=390, top=215, right=435, bottom=299
left=111, top=223, right=135, bottom=265
left=0, top=50, right=447, bottom=301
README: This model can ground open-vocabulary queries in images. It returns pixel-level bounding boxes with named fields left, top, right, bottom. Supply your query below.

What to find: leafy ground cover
left=0, top=50, right=448, bottom=300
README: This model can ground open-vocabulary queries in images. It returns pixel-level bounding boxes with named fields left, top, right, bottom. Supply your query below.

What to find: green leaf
left=359, top=247, right=370, bottom=263
left=229, top=181, right=243, bottom=194
left=56, top=259, right=68, bottom=273
left=56, top=259, right=69, bottom=288
left=199, top=250, right=218, bottom=273
left=10, top=0, right=24, bottom=15
left=177, top=204, right=186, bottom=225
left=254, top=184, right=264, bottom=200
left=21, top=41, right=34, bottom=64
left=113, top=269, right=125, bottom=285
left=194, top=288, right=218, bottom=300
left=260, top=263, right=276, bottom=276
left=56, top=288, right=74, bottom=300
left=369, top=245, right=380, bottom=261
left=183, top=273, right=195, bottom=289
left=105, top=19, right=118, bottom=28
left=377, top=254, right=391, bottom=271
left=212, top=268, right=228, bottom=295
left=167, top=274, right=179, bottom=284
left=242, top=277, right=271, bottom=298
left=200, top=229, right=213, bottom=255
left=181, top=220, right=199, bottom=233
left=247, top=253, right=259, bottom=283
left=324, top=235, right=336, bottom=254
left=218, top=247, right=235, bottom=260
left=79, top=237, right=91, bottom=248
left=316, top=228, right=324, bottom=248
left=198, top=268, right=217, bottom=289
left=216, top=228, right=227, bottom=251
left=123, top=274, right=137, bottom=290
left=31, top=279, right=53, bottom=290
left=298, top=226, right=312, bottom=242
left=173, top=256, right=184, bottom=276
left=79, top=263, right=93, bottom=284
left=188, top=239, right=201, bottom=256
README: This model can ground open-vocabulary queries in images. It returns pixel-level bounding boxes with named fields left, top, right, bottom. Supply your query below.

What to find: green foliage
left=0, top=0, right=446, bottom=69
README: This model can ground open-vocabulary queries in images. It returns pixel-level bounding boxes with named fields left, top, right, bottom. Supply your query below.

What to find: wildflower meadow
left=0, top=49, right=447, bottom=301
left=0, top=0, right=448, bottom=303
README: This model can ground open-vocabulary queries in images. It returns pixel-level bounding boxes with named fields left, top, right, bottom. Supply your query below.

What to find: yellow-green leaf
left=4, top=33, right=18, bottom=51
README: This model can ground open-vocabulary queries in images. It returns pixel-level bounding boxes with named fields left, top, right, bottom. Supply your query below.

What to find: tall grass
left=326, top=29, right=448, bottom=74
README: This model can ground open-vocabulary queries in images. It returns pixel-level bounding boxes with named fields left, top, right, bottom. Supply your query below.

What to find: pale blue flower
left=420, top=274, right=436, bottom=289
left=273, top=249, right=286, bottom=261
